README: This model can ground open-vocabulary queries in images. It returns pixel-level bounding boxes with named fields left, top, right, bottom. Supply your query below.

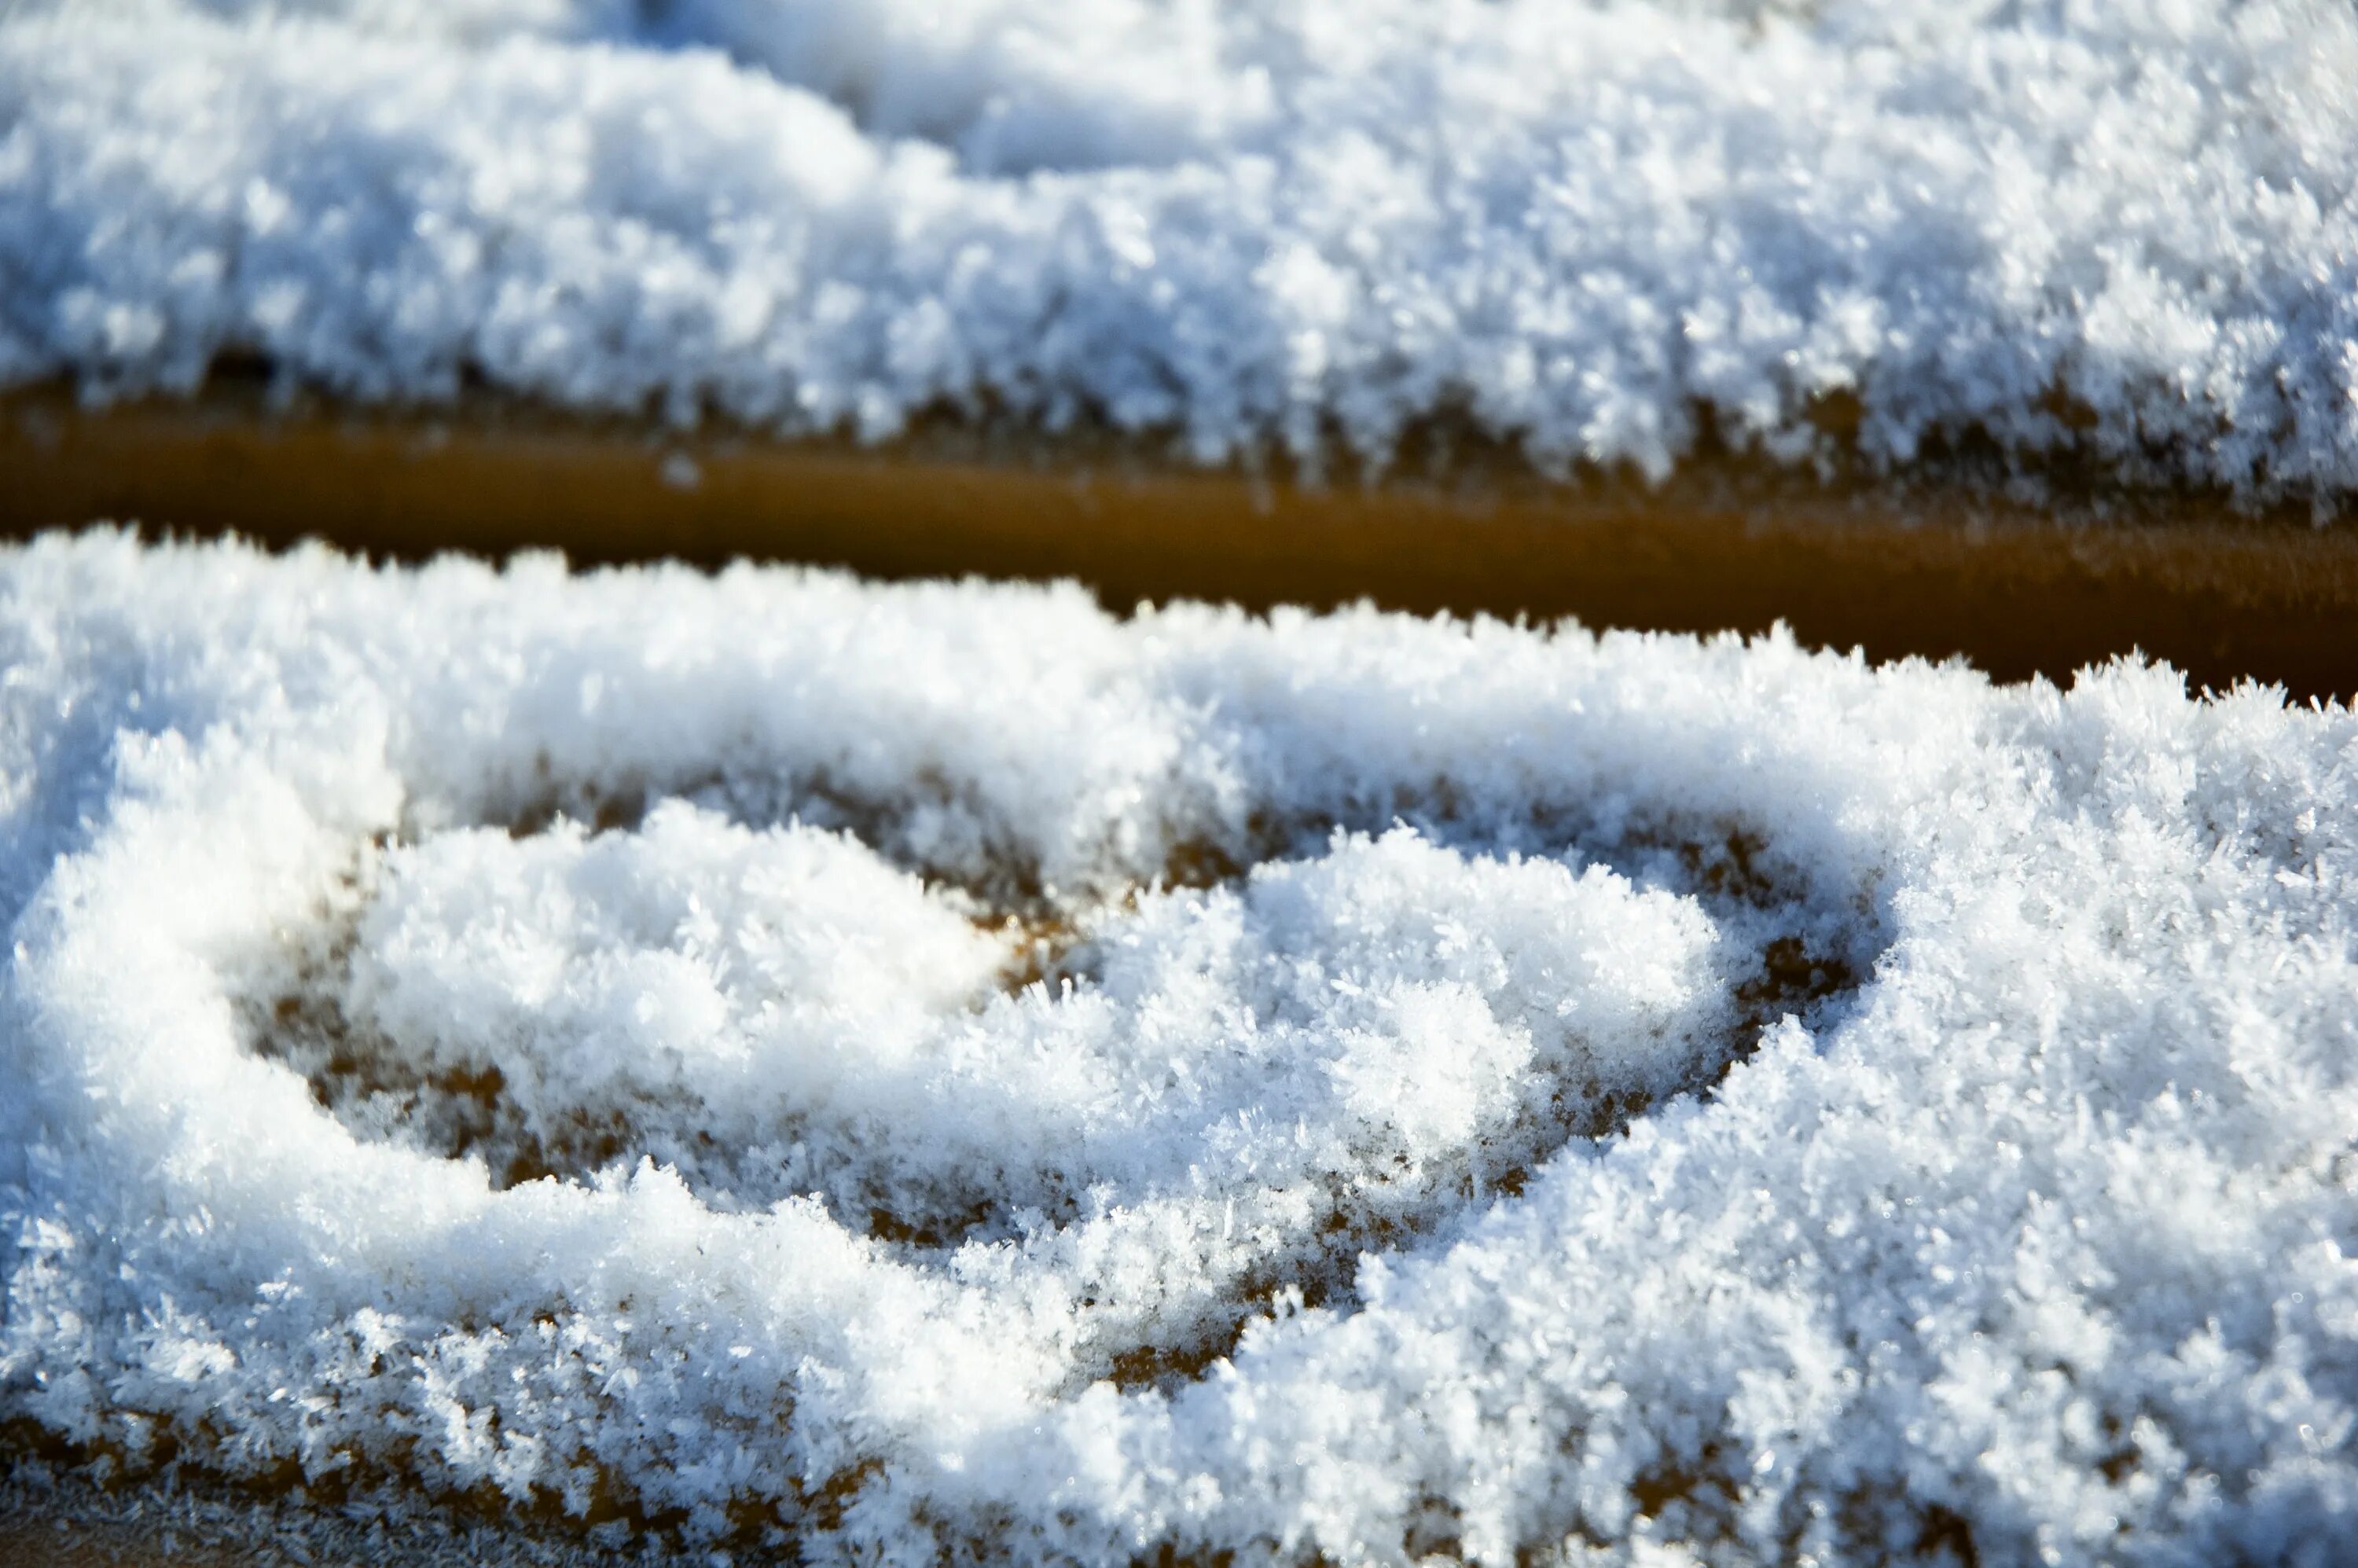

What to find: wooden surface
left=0, top=1516, right=244, bottom=1566
left=6, top=381, right=2355, bottom=701
left=2, top=384, right=2354, bottom=1556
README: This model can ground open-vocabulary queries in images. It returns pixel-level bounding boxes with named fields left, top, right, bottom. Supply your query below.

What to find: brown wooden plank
left=6, top=383, right=2353, bottom=701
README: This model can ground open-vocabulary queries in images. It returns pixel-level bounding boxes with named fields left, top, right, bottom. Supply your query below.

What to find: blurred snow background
left=2, top=0, right=2355, bottom=491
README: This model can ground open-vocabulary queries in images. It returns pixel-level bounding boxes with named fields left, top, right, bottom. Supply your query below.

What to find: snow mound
left=3, top=1, right=2356, bottom=494
left=4, top=534, right=2358, bottom=1564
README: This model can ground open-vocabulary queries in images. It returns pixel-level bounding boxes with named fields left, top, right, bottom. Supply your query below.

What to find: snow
left=4, top=531, right=2358, bottom=1564
left=2, top=0, right=2357, bottom=494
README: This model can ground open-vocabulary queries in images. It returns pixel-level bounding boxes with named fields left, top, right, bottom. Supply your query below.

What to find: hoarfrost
left=3, top=534, right=2356, bottom=1563
left=2, top=1, right=2356, bottom=493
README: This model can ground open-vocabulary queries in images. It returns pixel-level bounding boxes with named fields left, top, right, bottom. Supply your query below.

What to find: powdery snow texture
left=3, top=1, right=2357, bottom=494
left=1, top=534, right=2356, bottom=1564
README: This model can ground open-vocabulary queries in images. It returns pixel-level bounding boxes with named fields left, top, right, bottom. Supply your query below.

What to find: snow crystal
left=4, top=531, right=2358, bottom=1565
left=2, top=1, right=2356, bottom=493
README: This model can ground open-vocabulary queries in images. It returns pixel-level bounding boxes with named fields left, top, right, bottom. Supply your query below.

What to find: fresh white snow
left=3, top=532, right=2357, bottom=1563
left=3, top=0, right=2357, bottom=494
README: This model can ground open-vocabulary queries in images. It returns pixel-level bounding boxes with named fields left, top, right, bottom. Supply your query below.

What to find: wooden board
left=6, top=382, right=2354, bottom=701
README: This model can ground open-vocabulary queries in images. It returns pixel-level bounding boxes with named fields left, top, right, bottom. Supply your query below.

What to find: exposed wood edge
left=6, top=382, right=2356, bottom=702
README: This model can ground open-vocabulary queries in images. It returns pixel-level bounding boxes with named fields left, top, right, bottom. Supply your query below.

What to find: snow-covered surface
left=4, top=1, right=2358, bottom=494
left=4, top=532, right=2358, bottom=1564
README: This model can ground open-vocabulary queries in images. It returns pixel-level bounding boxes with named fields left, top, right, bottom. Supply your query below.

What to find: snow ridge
left=2, top=1, right=2356, bottom=493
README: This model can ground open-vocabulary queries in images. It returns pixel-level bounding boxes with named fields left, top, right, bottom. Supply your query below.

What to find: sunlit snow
left=3, top=0, right=2356, bottom=491
left=3, top=534, right=2356, bottom=1562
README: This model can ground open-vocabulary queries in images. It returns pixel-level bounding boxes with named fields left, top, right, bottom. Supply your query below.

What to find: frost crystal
left=3, top=534, right=2356, bottom=1563
left=2, top=1, right=2356, bottom=493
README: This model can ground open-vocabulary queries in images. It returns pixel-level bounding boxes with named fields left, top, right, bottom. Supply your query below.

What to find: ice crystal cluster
left=3, top=0, right=2357, bottom=492
left=2, top=533, right=2356, bottom=1564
